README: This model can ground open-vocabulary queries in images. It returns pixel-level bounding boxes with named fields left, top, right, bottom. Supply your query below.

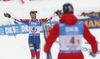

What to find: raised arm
left=39, top=13, right=57, bottom=25
left=11, top=17, right=30, bottom=25
left=4, top=13, right=30, bottom=25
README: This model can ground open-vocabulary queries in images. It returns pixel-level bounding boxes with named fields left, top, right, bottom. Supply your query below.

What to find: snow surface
left=0, top=0, right=100, bottom=59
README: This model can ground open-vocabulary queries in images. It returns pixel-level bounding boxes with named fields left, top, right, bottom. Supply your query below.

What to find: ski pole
left=8, top=18, right=17, bottom=39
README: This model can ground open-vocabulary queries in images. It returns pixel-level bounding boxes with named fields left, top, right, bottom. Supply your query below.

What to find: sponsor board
left=1, top=17, right=100, bottom=35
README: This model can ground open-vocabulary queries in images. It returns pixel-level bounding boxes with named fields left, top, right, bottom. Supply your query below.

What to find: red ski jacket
left=44, top=13, right=98, bottom=59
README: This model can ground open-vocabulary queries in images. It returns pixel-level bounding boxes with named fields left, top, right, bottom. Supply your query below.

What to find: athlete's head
left=30, top=10, right=37, bottom=20
left=63, top=3, right=74, bottom=14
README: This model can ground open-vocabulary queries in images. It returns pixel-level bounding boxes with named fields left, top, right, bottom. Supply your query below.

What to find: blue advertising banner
left=0, top=17, right=100, bottom=35
left=21, top=23, right=29, bottom=34
left=46, top=17, right=100, bottom=29
left=0, top=24, right=21, bottom=35
left=79, top=17, right=100, bottom=29
left=0, top=26, right=6, bottom=35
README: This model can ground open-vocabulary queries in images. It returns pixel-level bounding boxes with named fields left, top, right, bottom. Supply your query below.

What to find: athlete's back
left=44, top=3, right=98, bottom=59
left=59, top=21, right=83, bottom=53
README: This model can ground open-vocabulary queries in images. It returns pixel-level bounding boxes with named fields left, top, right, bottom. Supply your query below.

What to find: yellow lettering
left=94, top=20, right=100, bottom=27
left=89, top=20, right=94, bottom=27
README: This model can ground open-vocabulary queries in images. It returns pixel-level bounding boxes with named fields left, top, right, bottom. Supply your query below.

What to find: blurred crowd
left=0, top=0, right=25, bottom=4
left=0, top=0, right=10, bottom=1
left=0, top=0, right=42, bottom=4
left=0, top=0, right=33, bottom=1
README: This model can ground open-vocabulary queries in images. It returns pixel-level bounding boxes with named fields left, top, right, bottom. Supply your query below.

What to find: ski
left=41, top=20, right=52, bottom=59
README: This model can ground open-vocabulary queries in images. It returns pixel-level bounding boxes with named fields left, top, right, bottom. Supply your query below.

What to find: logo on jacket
left=65, top=27, right=79, bottom=32
left=31, top=22, right=37, bottom=25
